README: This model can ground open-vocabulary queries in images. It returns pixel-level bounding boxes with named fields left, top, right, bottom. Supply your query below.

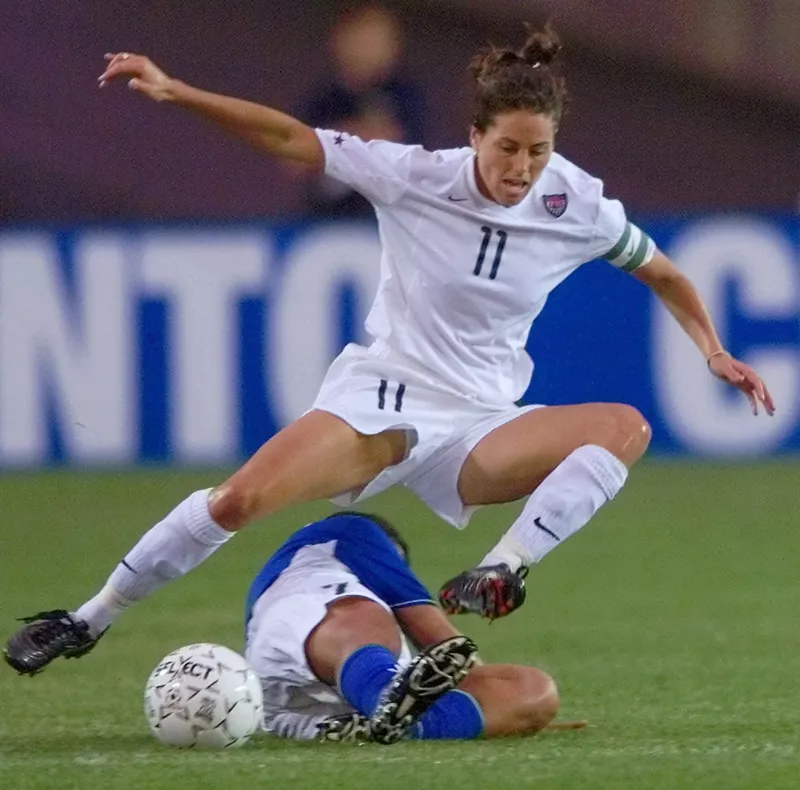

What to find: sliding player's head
left=469, top=23, right=568, bottom=207
left=366, top=514, right=410, bottom=563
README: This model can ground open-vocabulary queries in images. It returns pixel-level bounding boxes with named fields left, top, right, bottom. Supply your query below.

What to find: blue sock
left=337, top=644, right=398, bottom=716
left=408, top=690, right=485, bottom=740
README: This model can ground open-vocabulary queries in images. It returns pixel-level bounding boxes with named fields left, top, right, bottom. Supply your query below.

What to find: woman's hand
left=98, top=52, right=174, bottom=102
left=707, top=351, right=775, bottom=416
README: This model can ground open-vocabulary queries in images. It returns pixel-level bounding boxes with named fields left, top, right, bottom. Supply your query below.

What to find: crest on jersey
left=543, top=193, right=568, bottom=218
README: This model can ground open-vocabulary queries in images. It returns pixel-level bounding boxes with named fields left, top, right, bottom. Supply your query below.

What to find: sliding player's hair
left=329, top=511, right=411, bottom=563
left=470, top=22, right=569, bottom=131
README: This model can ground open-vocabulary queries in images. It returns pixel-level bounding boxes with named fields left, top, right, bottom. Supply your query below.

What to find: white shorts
left=244, top=546, right=411, bottom=740
left=312, top=343, right=541, bottom=528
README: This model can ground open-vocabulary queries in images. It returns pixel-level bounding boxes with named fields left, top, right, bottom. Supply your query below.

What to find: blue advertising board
left=0, top=215, right=797, bottom=466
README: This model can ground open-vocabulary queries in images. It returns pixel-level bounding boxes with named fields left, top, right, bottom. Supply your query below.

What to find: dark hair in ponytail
left=470, top=23, right=568, bottom=132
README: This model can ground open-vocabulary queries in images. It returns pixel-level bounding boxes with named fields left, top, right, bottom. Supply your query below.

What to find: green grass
left=0, top=462, right=798, bottom=789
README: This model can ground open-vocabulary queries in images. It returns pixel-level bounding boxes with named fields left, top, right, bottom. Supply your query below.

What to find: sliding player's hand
left=708, top=353, right=775, bottom=416
left=98, top=53, right=173, bottom=101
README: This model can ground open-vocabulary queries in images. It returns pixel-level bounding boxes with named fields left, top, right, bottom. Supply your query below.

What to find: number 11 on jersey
left=473, top=226, right=507, bottom=280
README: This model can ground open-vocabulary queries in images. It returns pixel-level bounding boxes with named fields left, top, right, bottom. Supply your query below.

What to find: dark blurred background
left=0, top=1, right=797, bottom=466
left=3, top=0, right=799, bottom=222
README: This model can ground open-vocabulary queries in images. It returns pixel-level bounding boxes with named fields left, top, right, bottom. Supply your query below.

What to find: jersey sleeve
left=371, top=550, right=436, bottom=610
left=344, top=543, right=435, bottom=610
left=315, top=129, right=414, bottom=206
left=589, top=193, right=656, bottom=273
left=333, top=521, right=435, bottom=610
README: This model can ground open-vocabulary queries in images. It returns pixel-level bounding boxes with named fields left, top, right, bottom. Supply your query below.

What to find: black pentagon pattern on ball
left=145, top=643, right=262, bottom=748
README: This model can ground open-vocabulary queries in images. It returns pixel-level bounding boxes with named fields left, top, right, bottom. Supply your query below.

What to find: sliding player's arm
left=394, top=603, right=477, bottom=656
left=98, top=53, right=323, bottom=168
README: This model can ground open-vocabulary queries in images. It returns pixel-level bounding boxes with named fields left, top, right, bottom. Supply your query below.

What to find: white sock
left=480, top=445, right=628, bottom=571
left=75, top=489, right=233, bottom=636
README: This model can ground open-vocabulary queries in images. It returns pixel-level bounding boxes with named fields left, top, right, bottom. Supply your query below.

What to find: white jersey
left=316, top=130, right=655, bottom=407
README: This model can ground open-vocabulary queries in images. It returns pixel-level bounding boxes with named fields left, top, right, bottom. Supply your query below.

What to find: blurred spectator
left=300, top=3, right=425, bottom=217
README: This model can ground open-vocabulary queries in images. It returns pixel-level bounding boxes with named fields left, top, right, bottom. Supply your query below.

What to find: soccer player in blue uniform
left=243, top=512, right=558, bottom=743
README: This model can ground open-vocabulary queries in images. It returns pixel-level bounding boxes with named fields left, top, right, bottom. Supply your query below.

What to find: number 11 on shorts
left=377, top=379, right=407, bottom=412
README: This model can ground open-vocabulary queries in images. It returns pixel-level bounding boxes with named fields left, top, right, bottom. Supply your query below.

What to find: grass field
left=0, top=462, right=798, bottom=789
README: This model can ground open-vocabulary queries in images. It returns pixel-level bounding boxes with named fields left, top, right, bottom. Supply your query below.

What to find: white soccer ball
left=144, top=643, right=264, bottom=748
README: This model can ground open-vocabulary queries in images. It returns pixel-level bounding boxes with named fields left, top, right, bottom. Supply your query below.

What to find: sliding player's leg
left=386, top=663, right=557, bottom=741
left=291, top=595, right=548, bottom=743
left=438, top=402, right=651, bottom=618
left=457, top=664, right=559, bottom=736
left=307, top=596, right=405, bottom=715
left=3, top=411, right=407, bottom=675
left=307, top=597, right=477, bottom=745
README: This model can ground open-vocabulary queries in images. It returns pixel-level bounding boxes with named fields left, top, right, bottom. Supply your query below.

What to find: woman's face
left=470, top=110, right=556, bottom=207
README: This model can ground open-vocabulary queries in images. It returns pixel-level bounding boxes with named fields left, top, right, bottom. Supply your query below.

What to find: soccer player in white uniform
left=244, top=511, right=558, bottom=743
left=4, top=25, right=774, bottom=673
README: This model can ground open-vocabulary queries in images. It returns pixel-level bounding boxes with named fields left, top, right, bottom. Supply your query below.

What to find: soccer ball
left=144, top=643, right=264, bottom=748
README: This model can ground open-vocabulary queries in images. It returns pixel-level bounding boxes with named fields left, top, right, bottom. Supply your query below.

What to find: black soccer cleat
left=317, top=713, right=373, bottom=744
left=438, top=564, right=528, bottom=621
left=3, top=610, right=105, bottom=676
left=370, top=635, right=478, bottom=745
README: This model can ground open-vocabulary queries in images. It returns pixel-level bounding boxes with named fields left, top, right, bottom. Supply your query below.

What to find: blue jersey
left=245, top=514, right=434, bottom=623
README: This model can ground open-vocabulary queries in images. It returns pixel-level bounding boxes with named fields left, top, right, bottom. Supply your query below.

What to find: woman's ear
left=469, top=126, right=481, bottom=151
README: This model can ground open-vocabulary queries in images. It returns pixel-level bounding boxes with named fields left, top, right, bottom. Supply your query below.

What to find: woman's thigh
left=457, top=402, right=650, bottom=506
left=210, top=409, right=408, bottom=528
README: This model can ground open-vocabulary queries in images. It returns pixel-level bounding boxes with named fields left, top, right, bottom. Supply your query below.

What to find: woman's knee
left=596, top=403, right=651, bottom=466
left=518, top=667, right=560, bottom=732
left=207, top=481, right=262, bottom=531
left=458, top=664, right=559, bottom=736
